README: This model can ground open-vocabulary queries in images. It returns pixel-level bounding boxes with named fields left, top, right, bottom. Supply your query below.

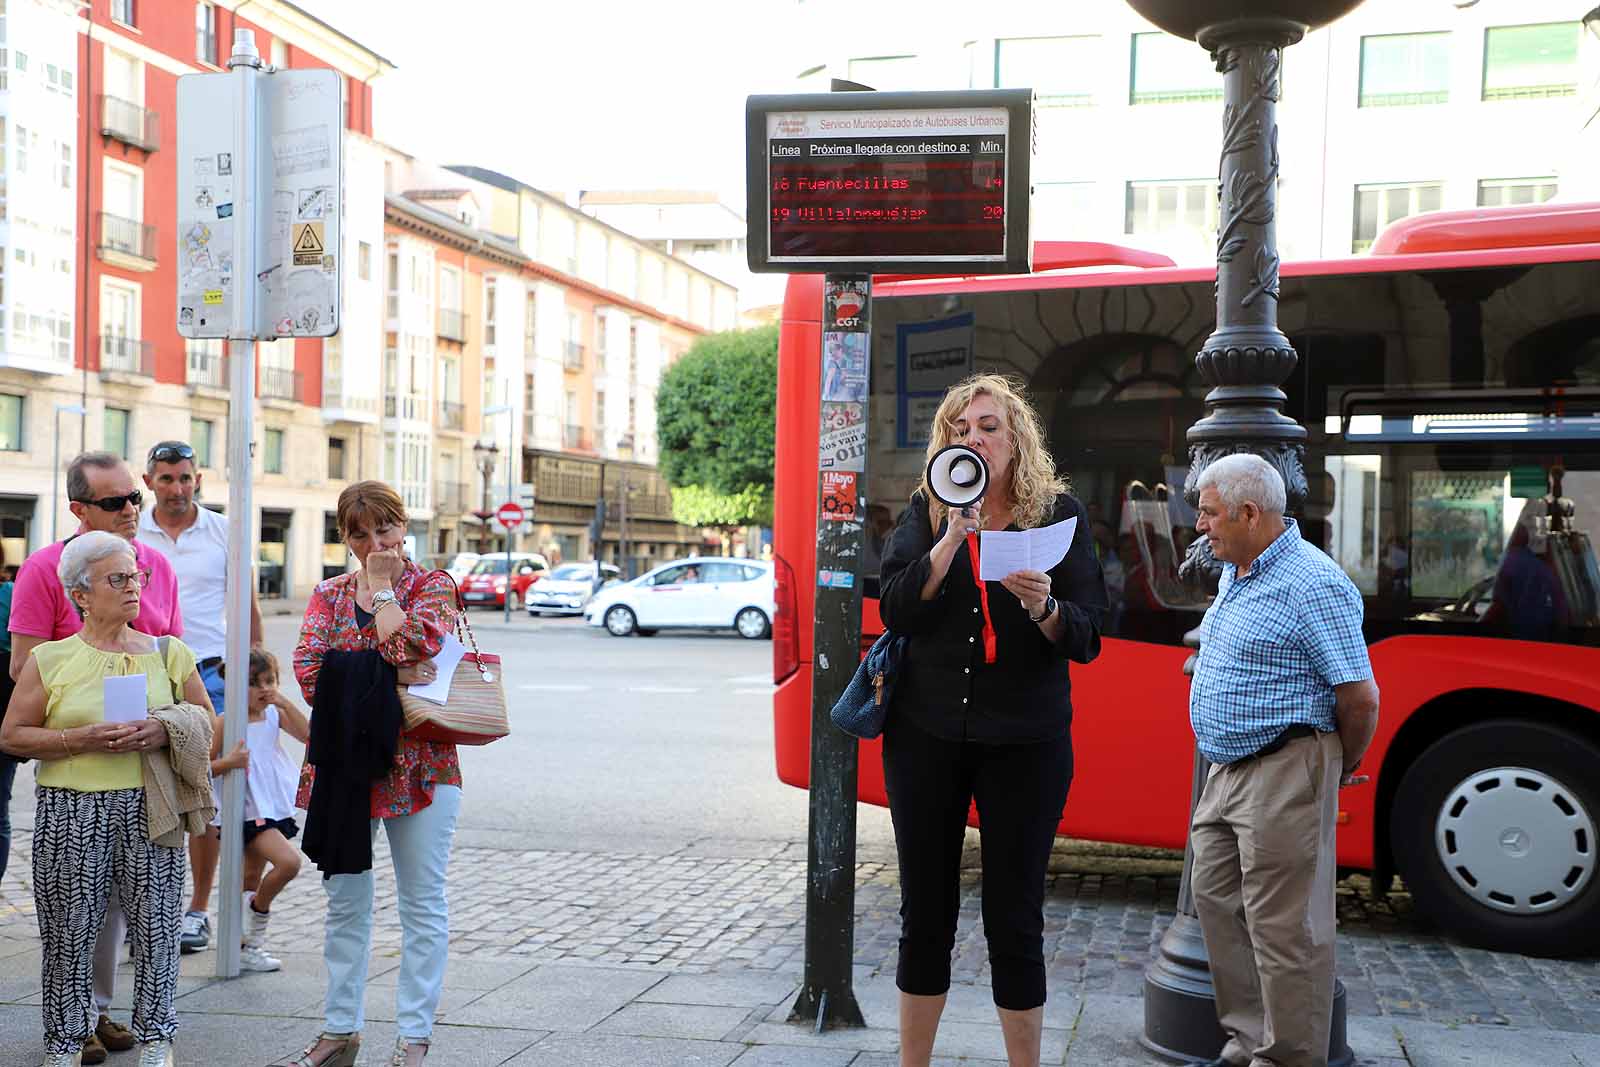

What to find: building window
left=1131, top=33, right=1223, bottom=104
left=111, top=0, right=135, bottom=27
left=0, top=394, right=22, bottom=451
left=484, top=277, right=497, bottom=347
left=524, top=373, right=535, bottom=423
left=195, top=3, right=217, bottom=65
left=1483, top=23, right=1580, bottom=100
left=846, top=54, right=922, bottom=90
left=58, top=142, right=71, bottom=190
left=1353, top=181, right=1443, bottom=252
left=524, top=291, right=537, bottom=357
left=358, top=241, right=371, bottom=281
left=104, top=407, right=130, bottom=459
left=263, top=428, right=284, bottom=474
left=189, top=417, right=212, bottom=468
left=15, top=124, right=26, bottom=173
left=996, top=36, right=1099, bottom=106
left=328, top=436, right=346, bottom=480
left=385, top=249, right=398, bottom=317
left=1359, top=32, right=1449, bottom=107
left=1125, top=179, right=1217, bottom=237
left=1477, top=177, right=1559, bottom=207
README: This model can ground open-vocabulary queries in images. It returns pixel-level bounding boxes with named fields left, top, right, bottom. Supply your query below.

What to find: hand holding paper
left=102, top=674, right=150, bottom=724
left=978, top=516, right=1078, bottom=581
left=406, top=634, right=466, bottom=705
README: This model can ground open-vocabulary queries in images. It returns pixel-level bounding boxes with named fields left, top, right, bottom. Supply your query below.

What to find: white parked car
left=584, top=557, right=774, bottom=639
left=526, top=562, right=623, bottom=616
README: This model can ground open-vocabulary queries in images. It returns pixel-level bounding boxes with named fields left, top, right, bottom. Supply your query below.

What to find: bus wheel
left=604, top=605, right=638, bottom=637
left=1390, top=719, right=1600, bottom=957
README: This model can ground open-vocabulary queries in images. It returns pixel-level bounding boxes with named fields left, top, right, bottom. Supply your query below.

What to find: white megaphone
left=927, top=444, right=989, bottom=517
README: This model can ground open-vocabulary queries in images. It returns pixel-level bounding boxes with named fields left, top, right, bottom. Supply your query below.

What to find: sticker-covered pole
left=790, top=274, right=870, bottom=1031
left=216, top=26, right=262, bottom=980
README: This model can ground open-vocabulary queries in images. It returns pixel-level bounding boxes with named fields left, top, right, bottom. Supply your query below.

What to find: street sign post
left=176, top=27, right=342, bottom=979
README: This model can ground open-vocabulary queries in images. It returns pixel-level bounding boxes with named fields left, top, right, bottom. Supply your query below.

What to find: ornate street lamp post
left=1123, top=1, right=1364, bottom=1062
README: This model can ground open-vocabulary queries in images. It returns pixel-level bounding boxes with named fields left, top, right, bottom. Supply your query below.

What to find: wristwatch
left=371, top=588, right=398, bottom=613
left=1029, top=594, right=1057, bottom=623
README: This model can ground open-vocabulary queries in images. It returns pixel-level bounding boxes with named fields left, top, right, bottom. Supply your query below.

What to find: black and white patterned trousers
left=33, top=786, right=185, bottom=1054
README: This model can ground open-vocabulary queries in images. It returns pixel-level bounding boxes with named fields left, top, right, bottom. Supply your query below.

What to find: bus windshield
left=859, top=258, right=1600, bottom=646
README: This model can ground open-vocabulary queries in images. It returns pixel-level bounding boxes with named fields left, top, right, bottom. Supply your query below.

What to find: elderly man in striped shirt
left=1184, top=453, right=1380, bottom=1067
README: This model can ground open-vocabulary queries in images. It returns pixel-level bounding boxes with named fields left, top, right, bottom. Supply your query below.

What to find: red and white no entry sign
left=495, top=502, right=525, bottom=529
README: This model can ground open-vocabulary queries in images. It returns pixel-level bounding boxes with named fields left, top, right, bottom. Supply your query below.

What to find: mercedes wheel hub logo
left=1499, top=827, right=1531, bottom=857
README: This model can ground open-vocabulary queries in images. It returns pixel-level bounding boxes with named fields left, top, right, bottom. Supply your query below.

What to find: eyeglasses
left=148, top=443, right=196, bottom=464
left=105, top=569, right=152, bottom=590
left=74, top=490, right=143, bottom=512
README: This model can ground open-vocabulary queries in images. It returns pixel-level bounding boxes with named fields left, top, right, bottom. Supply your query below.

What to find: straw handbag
left=396, top=571, right=510, bottom=746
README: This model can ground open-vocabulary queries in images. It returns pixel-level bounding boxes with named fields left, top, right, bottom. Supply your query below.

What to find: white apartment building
left=788, top=0, right=1596, bottom=264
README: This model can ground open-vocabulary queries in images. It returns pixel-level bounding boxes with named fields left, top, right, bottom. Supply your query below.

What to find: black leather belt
left=198, top=656, right=223, bottom=670
left=1235, top=723, right=1316, bottom=763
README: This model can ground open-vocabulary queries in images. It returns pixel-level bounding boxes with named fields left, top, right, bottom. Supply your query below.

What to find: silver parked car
left=526, top=562, right=623, bottom=617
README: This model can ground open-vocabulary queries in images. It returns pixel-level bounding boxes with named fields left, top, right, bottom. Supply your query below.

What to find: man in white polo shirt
left=141, top=439, right=263, bottom=955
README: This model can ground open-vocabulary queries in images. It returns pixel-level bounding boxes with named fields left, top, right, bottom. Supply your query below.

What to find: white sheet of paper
left=405, top=633, right=466, bottom=705
left=978, top=516, right=1079, bottom=580
left=103, top=674, right=149, bottom=724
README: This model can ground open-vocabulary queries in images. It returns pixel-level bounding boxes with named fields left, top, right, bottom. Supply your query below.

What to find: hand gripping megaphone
left=927, top=444, right=989, bottom=518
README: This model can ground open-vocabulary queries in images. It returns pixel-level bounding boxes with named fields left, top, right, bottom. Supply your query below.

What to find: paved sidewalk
left=2, top=831, right=1598, bottom=1064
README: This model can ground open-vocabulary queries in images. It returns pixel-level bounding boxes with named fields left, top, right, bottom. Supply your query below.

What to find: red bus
left=771, top=201, right=1600, bottom=957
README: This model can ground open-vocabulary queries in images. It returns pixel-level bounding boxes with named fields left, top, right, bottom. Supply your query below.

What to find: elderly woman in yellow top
left=1, top=531, right=212, bottom=1067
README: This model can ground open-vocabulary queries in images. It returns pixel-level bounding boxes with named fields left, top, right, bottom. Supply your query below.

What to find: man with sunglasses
left=8, top=450, right=183, bottom=1064
left=141, top=439, right=262, bottom=958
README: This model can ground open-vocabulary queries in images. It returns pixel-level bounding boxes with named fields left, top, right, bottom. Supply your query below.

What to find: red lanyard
left=965, top=531, right=998, bottom=664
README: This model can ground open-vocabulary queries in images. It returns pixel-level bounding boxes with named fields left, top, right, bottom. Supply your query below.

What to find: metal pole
left=620, top=471, right=629, bottom=579
left=215, top=26, right=263, bottom=980
left=51, top=408, right=62, bottom=543
left=789, top=273, right=869, bottom=1031
left=505, top=410, right=514, bottom=624
left=1131, top=4, right=1358, bottom=1063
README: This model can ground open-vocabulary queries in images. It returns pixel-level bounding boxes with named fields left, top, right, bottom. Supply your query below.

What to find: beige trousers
left=1191, top=730, right=1341, bottom=1067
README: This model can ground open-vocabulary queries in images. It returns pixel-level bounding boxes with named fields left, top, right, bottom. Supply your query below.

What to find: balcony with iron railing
left=564, top=341, right=584, bottom=372
left=100, top=334, right=155, bottom=380
left=321, top=375, right=379, bottom=423
left=259, top=365, right=302, bottom=403
left=435, top=480, right=470, bottom=515
left=99, top=94, right=160, bottom=151
left=439, top=400, right=465, bottom=432
left=185, top=348, right=228, bottom=392
left=97, top=212, right=158, bottom=270
left=563, top=423, right=594, bottom=451
left=437, top=308, right=467, bottom=343
left=384, top=393, right=429, bottom=421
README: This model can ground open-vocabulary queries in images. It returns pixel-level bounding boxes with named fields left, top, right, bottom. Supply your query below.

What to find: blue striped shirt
left=1190, top=518, right=1373, bottom=763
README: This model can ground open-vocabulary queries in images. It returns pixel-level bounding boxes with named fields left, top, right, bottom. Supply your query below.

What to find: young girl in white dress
left=211, top=647, right=310, bottom=971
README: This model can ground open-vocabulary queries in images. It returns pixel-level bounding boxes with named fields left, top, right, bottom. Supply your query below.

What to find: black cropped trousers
left=881, top=713, right=1074, bottom=1011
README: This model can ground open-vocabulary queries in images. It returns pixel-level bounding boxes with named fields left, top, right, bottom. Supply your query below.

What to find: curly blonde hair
left=916, top=373, right=1066, bottom=530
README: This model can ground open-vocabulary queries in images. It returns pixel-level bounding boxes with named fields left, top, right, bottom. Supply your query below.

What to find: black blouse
left=878, top=490, right=1108, bottom=744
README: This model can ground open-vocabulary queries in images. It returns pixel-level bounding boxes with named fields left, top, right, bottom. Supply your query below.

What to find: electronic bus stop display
left=746, top=90, right=1034, bottom=275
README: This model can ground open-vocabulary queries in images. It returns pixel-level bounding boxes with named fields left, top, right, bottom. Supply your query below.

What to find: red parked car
left=459, top=553, right=549, bottom=609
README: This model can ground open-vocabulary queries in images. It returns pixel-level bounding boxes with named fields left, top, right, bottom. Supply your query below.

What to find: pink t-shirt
left=8, top=535, right=184, bottom=641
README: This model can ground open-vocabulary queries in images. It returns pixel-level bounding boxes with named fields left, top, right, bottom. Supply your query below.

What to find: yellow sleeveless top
left=33, top=633, right=197, bottom=792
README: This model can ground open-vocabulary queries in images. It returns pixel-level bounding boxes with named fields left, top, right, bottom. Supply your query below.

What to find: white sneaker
left=239, top=941, right=282, bottom=972
left=135, top=1042, right=174, bottom=1067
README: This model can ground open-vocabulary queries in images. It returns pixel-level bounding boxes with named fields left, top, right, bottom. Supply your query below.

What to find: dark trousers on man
left=1191, top=729, right=1342, bottom=1067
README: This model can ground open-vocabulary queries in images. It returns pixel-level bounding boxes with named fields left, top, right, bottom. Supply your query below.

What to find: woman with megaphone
left=878, top=373, right=1108, bottom=1067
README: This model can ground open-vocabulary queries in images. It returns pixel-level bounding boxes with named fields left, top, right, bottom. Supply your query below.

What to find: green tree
left=656, top=325, right=777, bottom=528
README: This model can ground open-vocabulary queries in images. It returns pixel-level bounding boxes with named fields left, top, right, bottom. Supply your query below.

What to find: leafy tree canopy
left=656, top=325, right=778, bottom=496
left=669, top=483, right=773, bottom=529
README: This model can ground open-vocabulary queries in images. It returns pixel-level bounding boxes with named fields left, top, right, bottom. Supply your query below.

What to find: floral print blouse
left=293, top=561, right=462, bottom=818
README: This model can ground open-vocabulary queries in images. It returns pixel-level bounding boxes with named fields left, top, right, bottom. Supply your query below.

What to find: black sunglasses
left=148, top=443, right=196, bottom=464
left=75, top=490, right=143, bottom=512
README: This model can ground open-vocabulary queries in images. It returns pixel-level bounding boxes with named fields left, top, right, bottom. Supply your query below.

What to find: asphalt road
left=255, top=611, right=899, bottom=858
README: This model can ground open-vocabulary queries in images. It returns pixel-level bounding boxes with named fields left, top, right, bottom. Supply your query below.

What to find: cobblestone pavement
left=3, top=830, right=1597, bottom=1036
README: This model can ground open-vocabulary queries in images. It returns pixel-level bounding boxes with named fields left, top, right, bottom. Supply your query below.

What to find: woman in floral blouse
left=278, top=481, right=459, bottom=1067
